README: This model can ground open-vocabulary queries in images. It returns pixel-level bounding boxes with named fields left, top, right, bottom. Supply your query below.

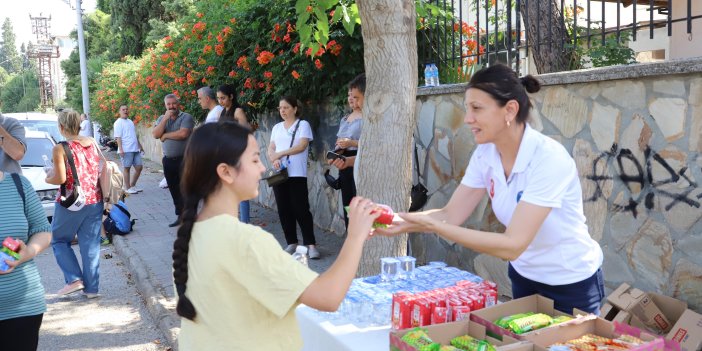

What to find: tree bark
left=519, top=0, right=573, bottom=74
left=355, top=0, right=418, bottom=277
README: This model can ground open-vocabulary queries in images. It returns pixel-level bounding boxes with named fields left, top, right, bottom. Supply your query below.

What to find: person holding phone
left=376, top=64, right=604, bottom=314
left=267, top=96, right=319, bottom=258
left=327, top=73, right=365, bottom=228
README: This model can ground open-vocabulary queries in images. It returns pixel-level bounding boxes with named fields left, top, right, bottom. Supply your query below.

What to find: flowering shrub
left=92, top=0, right=364, bottom=130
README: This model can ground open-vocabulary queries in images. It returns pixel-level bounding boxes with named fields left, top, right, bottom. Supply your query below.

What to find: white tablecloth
left=296, top=305, right=391, bottom=351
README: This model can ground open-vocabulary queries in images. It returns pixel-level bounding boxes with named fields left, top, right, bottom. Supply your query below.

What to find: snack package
left=344, top=203, right=394, bottom=228
left=450, top=335, right=496, bottom=351
left=494, top=312, right=535, bottom=329
left=550, top=315, right=574, bottom=325
left=549, top=333, right=646, bottom=351
left=439, top=346, right=463, bottom=351
left=0, top=247, right=20, bottom=260
left=401, top=328, right=435, bottom=348
left=2, top=237, right=20, bottom=252
left=506, top=313, right=553, bottom=334
left=0, top=251, right=16, bottom=271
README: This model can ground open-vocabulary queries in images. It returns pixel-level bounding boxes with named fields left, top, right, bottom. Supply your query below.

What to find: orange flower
left=203, top=45, right=212, bottom=54
left=283, top=33, right=291, bottom=43
left=192, top=21, right=206, bottom=34
left=230, top=18, right=237, bottom=24
left=264, top=71, right=273, bottom=79
left=326, top=40, right=342, bottom=56
left=274, top=23, right=281, bottom=32
left=196, top=12, right=203, bottom=18
left=257, top=82, right=265, bottom=89
left=293, top=42, right=301, bottom=54
left=306, top=5, right=313, bottom=13
left=222, top=26, right=232, bottom=35
left=314, top=59, right=323, bottom=70
left=215, top=44, right=224, bottom=56
left=198, top=57, right=206, bottom=65
left=256, top=51, right=275, bottom=65
left=206, top=66, right=215, bottom=75
left=228, top=70, right=237, bottom=77
left=237, top=56, right=250, bottom=71
left=291, top=70, right=300, bottom=79
left=244, top=78, right=253, bottom=89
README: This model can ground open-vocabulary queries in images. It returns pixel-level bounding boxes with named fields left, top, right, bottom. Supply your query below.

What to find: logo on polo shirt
left=489, top=178, right=495, bottom=198
left=517, top=190, right=523, bottom=203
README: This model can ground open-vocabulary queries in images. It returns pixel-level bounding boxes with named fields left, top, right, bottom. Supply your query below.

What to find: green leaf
left=319, top=0, right=338, bottom=11
left=350, top=3, right=361, bottom=24
left=298, top=24, right=312, bottom=44
left=331, top=5, right=343, bottom=23
left=295, top=0, right=310, bottom=15
left=298, top=11, right=311, bottom=26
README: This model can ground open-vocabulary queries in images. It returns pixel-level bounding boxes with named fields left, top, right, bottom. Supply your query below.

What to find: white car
left=20, top=130, right=60, bottom=220
left=6, top=112, right=65, bottom=143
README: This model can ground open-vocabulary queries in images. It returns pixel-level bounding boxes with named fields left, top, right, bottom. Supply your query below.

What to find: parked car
left=20, top=129, right=59, bottom=220
left=5, top=112, right=65, bottom=142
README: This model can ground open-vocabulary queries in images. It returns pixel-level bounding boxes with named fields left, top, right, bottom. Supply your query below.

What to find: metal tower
left=27, top=15, right=60, bottom=110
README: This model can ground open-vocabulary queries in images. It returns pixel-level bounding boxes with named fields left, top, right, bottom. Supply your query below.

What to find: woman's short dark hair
left=348, top=73, right=366, bottom=94
left=172, top=121, right=252, bottom=321
left=466, top=64, right=541, bottom=124
left=280, top=95, right=301, bottom=118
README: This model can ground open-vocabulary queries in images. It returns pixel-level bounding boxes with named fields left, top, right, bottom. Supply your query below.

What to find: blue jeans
left=239, top=200, right=250, bottom=223
left=51, top=202, right=104, bottom=294
left=508, top=263, right=605, bottom=314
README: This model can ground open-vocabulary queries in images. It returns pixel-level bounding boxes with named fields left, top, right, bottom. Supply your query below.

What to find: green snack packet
left=401, top=328, right=434, bottom=348
left=439, top=346, right=463, bottom=351
left=550, top=315, right=574, bottom=325
left=418, top=343, right=441, bottom=351
left=494, top=312, right=534, bottom=328
left=0, top=247, right=19, bottom=260
left=450, top=335, right=496, bottom=351
left=507, top=313, right=553, bottom=334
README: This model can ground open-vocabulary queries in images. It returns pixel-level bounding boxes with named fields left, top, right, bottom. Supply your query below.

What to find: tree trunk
left=519, top=0, right=572, bottom=74
left=355, top=0, right=418, bottom=277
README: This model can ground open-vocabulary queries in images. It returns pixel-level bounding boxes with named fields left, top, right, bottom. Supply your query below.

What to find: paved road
left=35, top=244, right=171, bottom=351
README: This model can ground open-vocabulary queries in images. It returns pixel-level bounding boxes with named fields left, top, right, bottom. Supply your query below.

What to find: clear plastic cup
left=397, top=256, right=416, bottom=279
left=380, top=257, right=400, bottom=282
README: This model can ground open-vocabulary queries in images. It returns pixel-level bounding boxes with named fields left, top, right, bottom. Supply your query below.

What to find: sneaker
left=83, top=292, right=101, bottom=299
left=308, top=246, right=321, bottom=259
left=126, top=187, right=139, bottom=194
left=284, top=244, right=298, bottom=254
left=132, top=186, right=143, bottom=193
left=168, top=219, right=180, bottom=227
left=57, top=280, right=84, bottom=295
left=100, top=237, right=111, bottom=246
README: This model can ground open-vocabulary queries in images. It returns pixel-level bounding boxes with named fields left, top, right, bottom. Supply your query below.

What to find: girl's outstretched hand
left=347, top=197, right=381, bottom=241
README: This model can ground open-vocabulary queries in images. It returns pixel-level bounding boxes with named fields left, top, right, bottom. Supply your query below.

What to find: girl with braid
left=173, top=121, right=380, bottom=350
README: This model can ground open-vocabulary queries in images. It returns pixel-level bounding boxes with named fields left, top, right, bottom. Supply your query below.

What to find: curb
left=112, top=235, right=180, bottom=350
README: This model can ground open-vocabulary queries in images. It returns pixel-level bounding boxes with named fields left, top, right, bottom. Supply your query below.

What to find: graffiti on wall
left=585, top=143, right=701, bottom=217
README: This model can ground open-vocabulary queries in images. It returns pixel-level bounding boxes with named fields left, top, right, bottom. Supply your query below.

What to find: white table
left=296, top=305, right=392, bottom=351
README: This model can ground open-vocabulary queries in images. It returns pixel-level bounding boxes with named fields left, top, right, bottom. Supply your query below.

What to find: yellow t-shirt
left=178, top=215, right=319, bottom=351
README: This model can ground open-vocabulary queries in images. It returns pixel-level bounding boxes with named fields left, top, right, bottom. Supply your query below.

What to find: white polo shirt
left=113, top=118, right=140, bottom=153
left=461, top=124, right=602, bottom=285
left=270, top=119, right=313, bottom=177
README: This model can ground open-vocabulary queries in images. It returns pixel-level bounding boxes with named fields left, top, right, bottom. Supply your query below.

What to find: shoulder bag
left=58, top=141, right=87, bottom=211
left=264, top=120, right=300, bottom=187
left=409, top=143, right=428, bottom=212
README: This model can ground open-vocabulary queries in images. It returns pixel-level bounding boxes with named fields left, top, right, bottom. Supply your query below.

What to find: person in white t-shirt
left=113, top=105, right=144, bottom=194
left=267, top=96, right=319, bottom=259
left=79, top=114, right=92, bottom=137
left=197, top=87, right=224, bottom=124
left=377, top=64, right=604, bottom=314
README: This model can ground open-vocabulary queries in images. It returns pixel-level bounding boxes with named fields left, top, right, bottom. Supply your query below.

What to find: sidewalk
left=107, top=151, right=344, bottom=349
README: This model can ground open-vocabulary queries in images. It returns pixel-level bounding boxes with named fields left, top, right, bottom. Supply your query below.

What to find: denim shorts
left=121, top=151, right=143, bottom=168
left=508, top=263, right=605, bottom=314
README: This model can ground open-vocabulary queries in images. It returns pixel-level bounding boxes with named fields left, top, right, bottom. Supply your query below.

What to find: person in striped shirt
left=0, top=170, right=52, bottom=350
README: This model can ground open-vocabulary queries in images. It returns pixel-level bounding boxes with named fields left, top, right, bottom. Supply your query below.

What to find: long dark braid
left=171, top=121, right=251, bottom=321
left=172, top=194, right=201, bottom=320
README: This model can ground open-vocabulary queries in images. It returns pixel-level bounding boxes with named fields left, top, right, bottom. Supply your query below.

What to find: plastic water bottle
left=424, top=64, right=433, bottom=87
left=292, top=246, right=309, bottom=267
left=431, top=63, right=440, bottom=86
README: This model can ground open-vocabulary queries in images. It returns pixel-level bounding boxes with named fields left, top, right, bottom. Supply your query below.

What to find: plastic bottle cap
left=296, top=246, right=308, bottom=254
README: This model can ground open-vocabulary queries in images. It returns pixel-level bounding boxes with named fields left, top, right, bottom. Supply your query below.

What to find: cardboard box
left=666, top=309, right=702, bottom=351
left=607, top=283, right=673, bottom=334
left=604, top=283, right=702, bottom=350
left=390, top=319, right=533, bottom=351
left=470, top=295, right=572, bottom=340
left=600, top=302, right=632, bottom=323
left=523, top=315, right=664, bottom=351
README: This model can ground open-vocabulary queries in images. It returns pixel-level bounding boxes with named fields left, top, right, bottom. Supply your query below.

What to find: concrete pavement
left=108, top=151, right=344, bottom=349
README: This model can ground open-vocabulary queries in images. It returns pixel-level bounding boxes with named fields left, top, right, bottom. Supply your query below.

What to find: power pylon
left=27, top=14, right=60, bottom=110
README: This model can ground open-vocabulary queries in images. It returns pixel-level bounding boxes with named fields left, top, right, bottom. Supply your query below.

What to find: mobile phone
left=326, top=151, right=346, bottom=161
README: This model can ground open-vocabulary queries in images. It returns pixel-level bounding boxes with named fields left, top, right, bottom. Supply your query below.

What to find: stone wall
left=136, top=57, right=702, bottom=311
left=412, top=57, right=702, bottom=311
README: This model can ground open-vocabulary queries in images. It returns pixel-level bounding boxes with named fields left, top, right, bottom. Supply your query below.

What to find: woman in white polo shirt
left=267, top=96, right=320, bottom=259
left=377, top=64, right=604, bottom=314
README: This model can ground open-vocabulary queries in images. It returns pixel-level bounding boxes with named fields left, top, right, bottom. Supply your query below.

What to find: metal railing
left=418, top=0, right=702, bottom=82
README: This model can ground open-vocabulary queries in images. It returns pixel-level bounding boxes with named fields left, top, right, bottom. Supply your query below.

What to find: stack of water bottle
left=423, top=63, right=440, bottom=87
left=308, top=255, right=491, bottom=328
